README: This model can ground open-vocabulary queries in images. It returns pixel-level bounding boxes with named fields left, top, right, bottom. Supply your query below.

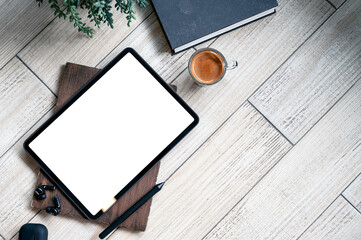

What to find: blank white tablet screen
left=29, top=53, right=194, bottom=215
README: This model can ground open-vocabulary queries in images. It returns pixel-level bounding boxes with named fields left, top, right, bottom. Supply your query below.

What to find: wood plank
left=111, top=102, right=291, bottom=240
left=4, top=0, right=333, bottom=238
left=343, top=174, right=361, bottom=212
left=0, top=0, right=55, bottom=69
left=54, top=63, right=100, bottom=110
left=27, top=101, right=291, bottom=240
left=204, top=77, right=361, bottom=239
left=193, top=38, right=218, bottom=51
left=157, top=0, right=333, bottom=181
left=0, top=110, right=53, bottom=239
left=97, top=12, right=194, bottom=83
left=249, top=0, right=361, bottom=144
left=0, top=58, right=55, bottom=157
left=18, top=5, right=153, bottom=93
left=22, top=211, right=107, bottom=240
left=299, top=197, right=361, bottom=240
left=329, top=0, right=346, bottom=8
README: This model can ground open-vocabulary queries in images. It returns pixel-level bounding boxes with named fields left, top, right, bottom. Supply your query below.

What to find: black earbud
left=46, top=196, right=61, bottom=216
left=34, top=185, right=56, bottom=200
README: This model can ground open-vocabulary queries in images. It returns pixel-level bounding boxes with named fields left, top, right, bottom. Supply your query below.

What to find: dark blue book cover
left=152, top=0, right=278, bottom=53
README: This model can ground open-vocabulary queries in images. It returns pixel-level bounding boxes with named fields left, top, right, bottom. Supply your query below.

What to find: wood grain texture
left=27, top=211, right=108, bottom=240
left=0, top=0, right=55, bottom=69
left=30, top=63, right=161, bottom=231
left=112, top=102, right=291, bottom=240
left=156, top=0, right=334, bottom=181
left=31, top=101, right=291, bottom=240
left=18, top=5, right=152, bottom=93
left=97, top=12, right=194, bottom=83
left=33, top=165, right=159, bottom=230
left=0, top=0, right=342, bottom=239
left=329, top=0, right=346, bottom=8
left=0, top=58, right=55, bottom=157
left=204, top=78, right=361, bottom=240
left=54, top=63, right=100, bottom=110
left=299, top=197, right=361, bottom=240
left=193, top=37, right=218, bottom=51
left=343, top=174, right=361, bottom=212
left=249, top=0, right=361, bottom=144
left=0, top=111, right=52, bottom=239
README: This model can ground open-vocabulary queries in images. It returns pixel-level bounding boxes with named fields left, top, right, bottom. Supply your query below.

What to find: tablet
left=24, top=48, right=198, bottom=220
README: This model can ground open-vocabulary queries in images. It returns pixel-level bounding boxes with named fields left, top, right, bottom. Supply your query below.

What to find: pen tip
left=157, top=182, right=165, bottom=189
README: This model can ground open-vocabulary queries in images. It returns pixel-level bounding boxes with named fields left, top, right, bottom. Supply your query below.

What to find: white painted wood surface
left=249, top=0, right=361, bottom=144
left=97, top=12, right=195, bottom=83
left=0, top=58, right=55, bottom=157
left=109, top=102, right=291, bottom=240
left=0, top=0, right=55, bottom=69
left=193, top=38, right=218, bottom=51
left=299, top=197, right=361, bottom=240
left=204, top=78, right=361, bottom=240
left=1, top=0, right=333, bottom=238
left=157, top=0, right=334, bottom=181
left=0, top=111, right=53, bottom=239
left=1, top=0, right=360, bottom=239
left=24, top=211, right=108, bottom=240
left=329, top=0, right=346, bottom=8
left=25, top=102, right=291, bottom=240
left=343, top=174, right=361, bottom=212
left=18, top=5, right=153, bottom=93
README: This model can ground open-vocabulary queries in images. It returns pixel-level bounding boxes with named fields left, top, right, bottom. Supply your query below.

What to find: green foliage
left=36, top=0, right=148, bottom=37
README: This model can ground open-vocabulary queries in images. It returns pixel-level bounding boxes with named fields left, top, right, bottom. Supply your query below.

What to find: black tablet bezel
left=23, top=48, right=199, bottom=220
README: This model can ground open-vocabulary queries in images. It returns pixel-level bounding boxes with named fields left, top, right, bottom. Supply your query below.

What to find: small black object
left=99, top=182, right=165, bottom=239
left=34, top=185, right=56, bottom=200
left=46, top=196, right=61, bottom=216
left=19, top=223, right=48, bottom=240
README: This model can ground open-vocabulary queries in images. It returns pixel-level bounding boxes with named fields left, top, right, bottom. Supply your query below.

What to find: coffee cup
left=188, top=48, right=238, bottom=86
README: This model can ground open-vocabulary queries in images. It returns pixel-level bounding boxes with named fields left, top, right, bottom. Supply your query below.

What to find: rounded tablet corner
left=123, top=47, right=134, bottom=52
left=23, top=138, right=33, bottom=159
left=23, top=139, right=29, bottom=152
left=80, top=208, right=104, bottom=221
left=122, top=47, right=137, bottom=56
left=89, top=213, right=102, bottom=220
left=194, top=114, right=200, bottom=126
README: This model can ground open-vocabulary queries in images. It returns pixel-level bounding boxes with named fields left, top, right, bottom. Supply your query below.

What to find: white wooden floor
left=0, top=0, right=360, bottom=239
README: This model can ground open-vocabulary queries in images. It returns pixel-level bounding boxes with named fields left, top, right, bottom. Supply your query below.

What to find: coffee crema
left=190, top=50, right=224, bottom=84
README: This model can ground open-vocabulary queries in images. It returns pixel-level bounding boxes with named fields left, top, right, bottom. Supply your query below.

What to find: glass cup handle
left=226, top=60, right=238, bottom=70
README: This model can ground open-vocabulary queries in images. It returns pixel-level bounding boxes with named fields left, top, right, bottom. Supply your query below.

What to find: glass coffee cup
left=188, top=48, right=238, bottom=86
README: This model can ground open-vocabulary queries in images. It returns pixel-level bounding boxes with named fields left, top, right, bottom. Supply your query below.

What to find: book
left=152, top=0, right=278, bottom=53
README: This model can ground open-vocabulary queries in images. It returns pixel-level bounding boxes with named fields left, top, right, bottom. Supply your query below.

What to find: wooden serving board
left=31, top=63, right=176, bottom=231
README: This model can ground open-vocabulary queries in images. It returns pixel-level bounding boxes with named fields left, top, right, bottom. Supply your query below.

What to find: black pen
left=99, top=182, right=165, bottom=239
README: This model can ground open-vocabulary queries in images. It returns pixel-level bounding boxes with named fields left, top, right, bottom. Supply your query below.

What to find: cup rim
left=188, top=48, right=228, bottom=86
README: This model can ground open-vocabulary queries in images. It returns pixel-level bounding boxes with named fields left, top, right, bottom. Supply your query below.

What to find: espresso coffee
left=190, top=50, right=224, bottom=84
